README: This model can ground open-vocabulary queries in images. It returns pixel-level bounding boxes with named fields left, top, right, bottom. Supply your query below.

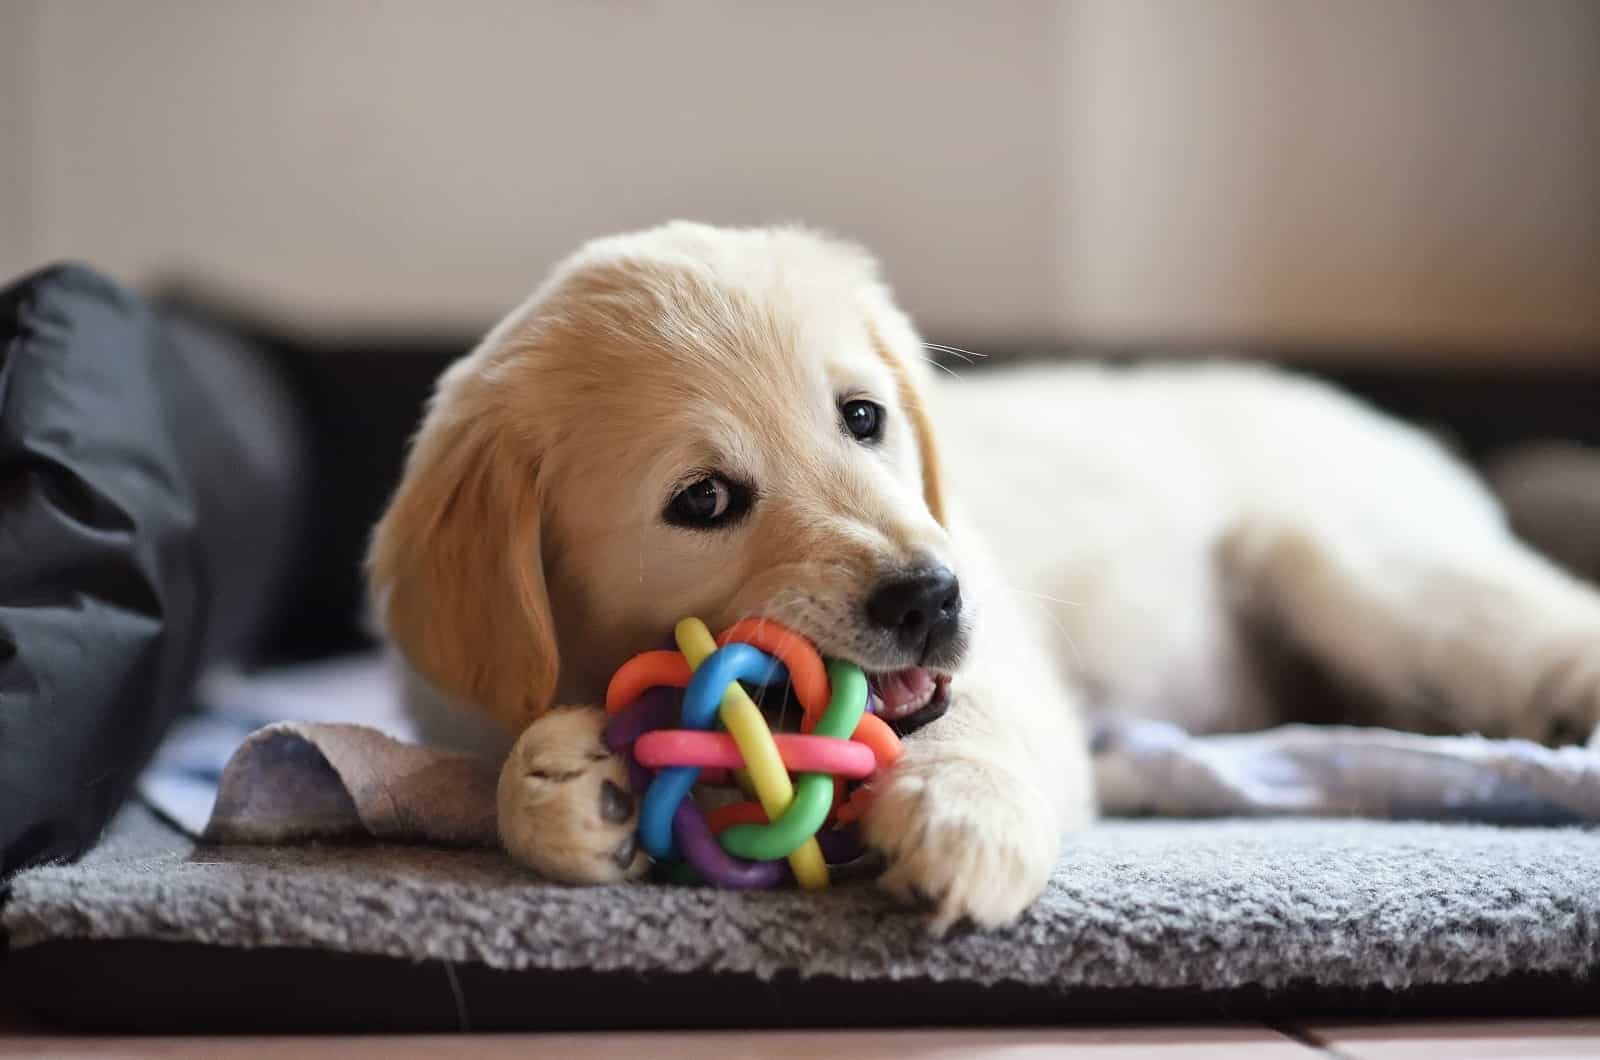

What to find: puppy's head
left=369, top=222, right=964, bottom=734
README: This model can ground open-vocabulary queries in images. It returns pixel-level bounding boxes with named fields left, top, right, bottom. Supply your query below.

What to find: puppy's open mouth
left=868, top=668, right=952, bottom=736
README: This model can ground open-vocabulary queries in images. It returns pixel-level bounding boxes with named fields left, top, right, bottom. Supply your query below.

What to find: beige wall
left=0, top=1, right=32, bottom=283
left=6, top=1, right=1598, bottom=358
left=1058, top=0, right=1600, bottom=356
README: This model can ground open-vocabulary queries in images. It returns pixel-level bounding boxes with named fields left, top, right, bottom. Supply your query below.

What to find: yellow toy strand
left=673, top=617, right=830, bottom=889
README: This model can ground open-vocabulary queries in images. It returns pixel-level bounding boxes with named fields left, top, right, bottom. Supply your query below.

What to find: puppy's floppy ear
left=869, top=320, right=947, bottom=528
left=368, top=367, right=558, bottom=731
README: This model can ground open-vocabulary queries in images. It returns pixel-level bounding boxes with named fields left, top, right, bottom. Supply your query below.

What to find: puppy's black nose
left=865, top=567, right=962, bottom=656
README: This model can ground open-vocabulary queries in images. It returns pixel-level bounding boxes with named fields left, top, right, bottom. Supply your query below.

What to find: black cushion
left=0, top=265, right=307, bottom=877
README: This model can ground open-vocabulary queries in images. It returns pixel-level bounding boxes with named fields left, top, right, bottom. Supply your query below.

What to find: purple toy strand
left=673, top=800, right=787, bottom=888
left=603, top=687, right=681, bottom=753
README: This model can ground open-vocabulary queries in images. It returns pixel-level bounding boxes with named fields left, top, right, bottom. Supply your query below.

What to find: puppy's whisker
left=924, top=341, right=984, bottom=357
left=996, top=579, right=1085, bottom=670
left=922, top=341, right=985, bottom=363
left=1000, top=584, right=1083, bottom=608
left=925, top=346, right=973, bottom=366
left=1036, top=600, right=1086, bottom=672
left=925, top=357, right=963, bottom=382
left=775, top=683, right=794, bottom=734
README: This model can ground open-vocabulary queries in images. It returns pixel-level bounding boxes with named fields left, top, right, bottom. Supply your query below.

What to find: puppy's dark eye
left=840, top=399, right=884, bottom=443
left=665, top=475, right=750, bottom=528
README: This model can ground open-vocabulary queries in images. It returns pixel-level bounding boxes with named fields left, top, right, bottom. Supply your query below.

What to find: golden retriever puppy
left=369, top=222, right=1088, bottom=928
left=371, top=222, right=1600, bottom=930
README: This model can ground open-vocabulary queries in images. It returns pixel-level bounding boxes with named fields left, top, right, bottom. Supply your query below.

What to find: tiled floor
left=4, top=1024, right=1600, bottom=1058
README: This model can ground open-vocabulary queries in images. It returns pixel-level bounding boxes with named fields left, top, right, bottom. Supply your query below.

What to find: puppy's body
left=943, top=361, right=1600, bottom=747
left=941, top=362, right=1492, bottom=733
left=374, top=223, right=1600, bottom=930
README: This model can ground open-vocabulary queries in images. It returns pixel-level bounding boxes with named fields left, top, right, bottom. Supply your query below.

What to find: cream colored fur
left=371, top=222, right=1600, bottom=931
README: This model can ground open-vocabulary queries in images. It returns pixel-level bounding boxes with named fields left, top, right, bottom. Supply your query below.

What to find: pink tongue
left=876, top=668, right=936, bottom=715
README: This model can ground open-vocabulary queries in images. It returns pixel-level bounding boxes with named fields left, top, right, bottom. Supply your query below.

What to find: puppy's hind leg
left=497, top=706, right=650, bottom=882
left=1220, top=515, right=1600, bottom=745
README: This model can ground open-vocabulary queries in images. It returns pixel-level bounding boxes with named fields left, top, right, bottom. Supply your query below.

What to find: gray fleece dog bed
left=7, top=801, right=1600, bottom=1030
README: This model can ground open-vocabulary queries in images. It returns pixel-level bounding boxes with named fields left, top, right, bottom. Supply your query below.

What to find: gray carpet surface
left=7, top=804, right=1599, bottom=993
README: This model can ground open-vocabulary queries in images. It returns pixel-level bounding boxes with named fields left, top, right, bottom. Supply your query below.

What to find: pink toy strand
left=634, top=730, right=876, bottom=779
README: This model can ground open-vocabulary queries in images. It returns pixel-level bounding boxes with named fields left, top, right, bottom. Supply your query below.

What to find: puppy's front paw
left=497, top=706, right=648, bottom=883
left=862, top=748, right=1060, bottom=933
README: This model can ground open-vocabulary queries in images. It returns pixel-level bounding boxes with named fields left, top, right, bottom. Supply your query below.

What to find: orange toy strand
left=850, top=713, right=901, bottom=768
left=605, top=650, right=693, bottom=713
left=833, top=717, right=902, bottom=824
left=833, top=791, right=870, bottom=824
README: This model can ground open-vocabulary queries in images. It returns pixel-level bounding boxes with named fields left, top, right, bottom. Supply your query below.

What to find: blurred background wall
left=2, top=0, right=1597, bottom=361
left=0, top=1, right=29, bottom=285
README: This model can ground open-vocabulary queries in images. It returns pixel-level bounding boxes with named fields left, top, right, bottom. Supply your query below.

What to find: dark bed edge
left=7, top=939, right=1598, bottom=1033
